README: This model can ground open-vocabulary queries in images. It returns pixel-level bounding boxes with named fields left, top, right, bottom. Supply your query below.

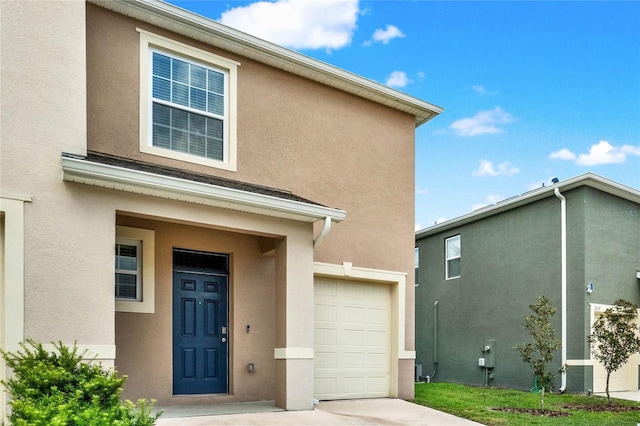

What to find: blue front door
left=172, top=270, right=228, bottom=394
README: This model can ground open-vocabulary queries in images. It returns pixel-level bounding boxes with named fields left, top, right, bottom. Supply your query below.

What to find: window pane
left=206, top=117, right=223, bottom=139
left=172, top=58, right=189, bottom=84
left=206, top=138, right=223, bottom=160
left=207, top=93, right=224, bottom=116
left=208, top=70, right=224, bottom=94
left=153, top=124, right=171, bottom=149
left=190, top=134, right=206, bottom=157
left=448, top=259, right=460, bottom=278
left=446, top=236, right=460, bottom=259
left=153, top=103, right=171, bottom=126
left=152, top=76, right=171, bottom=101
left=190, top=88, right=206, bottom=111
left=189, top=114, right=206, bottom=135
left=116, top=244, right=137, bottom=270
left=172, top=82, right=189, bottom=107
left=191, top=65, right=206, bottom=89
left=171, top=129, right=189, bottom=153
left=152, top=52, right=171, bottom=79
left=172, top=109, right=189, bottom=130
left=116, top=273, right=137, bottom=299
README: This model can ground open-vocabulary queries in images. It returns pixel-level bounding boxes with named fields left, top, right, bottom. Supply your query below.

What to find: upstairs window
left=445, top=235, right=461, bottom=279
left=151, top=51, right=225, bottom=161
left=138, top=30, right=239, bottom=171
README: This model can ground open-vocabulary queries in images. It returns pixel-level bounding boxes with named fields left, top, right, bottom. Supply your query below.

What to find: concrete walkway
left=155, top=399, right=483, bottom=425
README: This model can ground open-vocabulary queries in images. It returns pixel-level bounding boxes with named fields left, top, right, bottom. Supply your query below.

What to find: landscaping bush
left=1, top=340, right=161, bottom=426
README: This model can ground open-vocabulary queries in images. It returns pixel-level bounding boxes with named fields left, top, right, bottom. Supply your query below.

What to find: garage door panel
left=315, top=278, right=392, bottom=400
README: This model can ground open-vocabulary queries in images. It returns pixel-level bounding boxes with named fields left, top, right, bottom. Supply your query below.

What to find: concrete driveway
left=155, top=399, right=483, bottom=425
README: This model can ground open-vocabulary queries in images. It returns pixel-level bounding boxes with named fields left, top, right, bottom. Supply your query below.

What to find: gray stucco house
left=415, top=173, right=640, bottom=394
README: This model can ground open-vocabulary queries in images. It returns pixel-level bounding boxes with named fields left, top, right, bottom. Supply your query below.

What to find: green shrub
left=1, top=340, right=161, bottom=425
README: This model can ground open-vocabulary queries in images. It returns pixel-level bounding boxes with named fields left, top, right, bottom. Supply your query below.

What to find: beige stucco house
left=0, top=0, right=441, bottom=415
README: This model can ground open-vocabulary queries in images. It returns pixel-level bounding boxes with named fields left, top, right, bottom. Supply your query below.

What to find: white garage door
left=314, top=277, right=391, bottom=400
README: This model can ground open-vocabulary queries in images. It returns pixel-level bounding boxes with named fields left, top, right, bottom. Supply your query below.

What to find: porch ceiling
left=61, top=152, right=346, bottom=223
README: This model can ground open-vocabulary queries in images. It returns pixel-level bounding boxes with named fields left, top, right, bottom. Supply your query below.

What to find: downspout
left=313, top=216, right=332, bottom=250
left=554, top=187, right=567, bottom=392
left=427, top=300, right=438, bottom=382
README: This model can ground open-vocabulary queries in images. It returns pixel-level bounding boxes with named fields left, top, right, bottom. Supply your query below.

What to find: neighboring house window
left=138, top=29, right=239, bottom=171
left=115, top=226, right=155, bottom=313
left=415, top=246, right=419, bottom=286
left=445, top=235, right=461, bottom=279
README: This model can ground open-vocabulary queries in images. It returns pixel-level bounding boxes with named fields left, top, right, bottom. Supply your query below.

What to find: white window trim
left=115, top=226, right=155, bottom=313
left=445, top=235, right=460, bottom=280
left=138, top=28, right=239, bottom=171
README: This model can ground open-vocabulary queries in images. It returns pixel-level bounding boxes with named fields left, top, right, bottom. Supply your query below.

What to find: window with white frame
left=115, top=226, right=155, bottom=313
left=138, top=29, right=239, bottom=171
left=115, top=239, right=141, bottom=300
left=414, top=246, right=419, bottom=286
left=445, top=235, right=460, bottom=279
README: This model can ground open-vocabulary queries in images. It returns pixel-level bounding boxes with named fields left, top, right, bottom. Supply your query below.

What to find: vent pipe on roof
left=554, top=187, right=567, bottom=393
left=313, top=216, right=332, bottom=250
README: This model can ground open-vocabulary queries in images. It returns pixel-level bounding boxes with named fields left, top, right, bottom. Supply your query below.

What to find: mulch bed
left=491, top=408, right=570, bottom=417
left=492, top=403, right=640, bottom=416
left=562, top=403, right=640, bottom=412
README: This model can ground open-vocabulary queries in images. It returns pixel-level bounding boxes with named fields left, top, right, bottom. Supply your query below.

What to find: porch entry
left=172, top=248, right=229, bottom=395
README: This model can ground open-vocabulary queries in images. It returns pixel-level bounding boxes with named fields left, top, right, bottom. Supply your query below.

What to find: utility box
left=483, top=340, right=496, bottom=368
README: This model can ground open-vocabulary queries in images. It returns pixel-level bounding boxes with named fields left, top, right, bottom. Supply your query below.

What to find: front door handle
left=221, top=337, right=227, bottom=343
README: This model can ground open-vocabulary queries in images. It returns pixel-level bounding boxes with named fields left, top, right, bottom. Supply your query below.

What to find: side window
left=445, top=235, right=460, bottom=279
left=138, top=29, right=239, bottom=171
left=115, top=226, right=155, bottom=313
left=414, top=246, right=419, bottom=286
left=115, top=239, right=141, bottom=300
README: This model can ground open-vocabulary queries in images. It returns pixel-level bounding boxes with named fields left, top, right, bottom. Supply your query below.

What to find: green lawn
left=413, top=382, right=640, bottom=425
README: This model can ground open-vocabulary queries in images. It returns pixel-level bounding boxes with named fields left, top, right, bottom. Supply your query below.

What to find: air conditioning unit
left=415, top=364, right=423, bottom=382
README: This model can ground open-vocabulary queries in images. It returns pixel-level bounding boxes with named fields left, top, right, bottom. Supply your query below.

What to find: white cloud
left=372, top=24, right=405, bottom=44
left=549, top=148, right=576, bottom=161
left=385, top=71, right=412, bottom=88
left=472, top=159, right=519, bottom=177
left=219, top=0, right=359, bottom=50
left=472, top=84, right=486, bottom=95
left=472, top=194, right=504, bottom=211
left=450, top=107, right=514, bottom=136
left=435, top=217, right=448, bottom=225
left=415, top=223, right=421, bottom=232
left=415, top=186, right=429, bottom=195
left=550, top=141, right=640, bottom=166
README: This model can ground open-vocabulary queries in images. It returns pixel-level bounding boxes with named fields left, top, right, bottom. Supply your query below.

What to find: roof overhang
left=62, top=155, right=346, bottom=223
left=87, top=0, right=443, bottom=127
left=416, top=173, right=640, bottom=239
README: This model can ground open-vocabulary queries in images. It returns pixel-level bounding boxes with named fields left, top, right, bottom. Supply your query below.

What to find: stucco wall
left=0, top=0, right=117, bottom=347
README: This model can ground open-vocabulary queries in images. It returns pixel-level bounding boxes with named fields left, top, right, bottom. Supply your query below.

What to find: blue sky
left=166, top=0, right=640, bottom=230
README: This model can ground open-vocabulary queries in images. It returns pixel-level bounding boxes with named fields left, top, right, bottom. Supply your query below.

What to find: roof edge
left=416, top=173, right=640, bottom=238
left=62, top=154, right=346, bottom=223
left=87, top=0, right=443, bottom=127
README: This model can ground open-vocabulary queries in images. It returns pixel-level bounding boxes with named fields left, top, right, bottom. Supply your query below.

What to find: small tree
left=587, top=299, right=640, bottom=405
left=514, top=296, right=564, bottom=410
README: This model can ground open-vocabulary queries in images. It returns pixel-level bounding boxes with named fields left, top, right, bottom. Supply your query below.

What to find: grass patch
left=413, top=382, right=640, bottom=425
